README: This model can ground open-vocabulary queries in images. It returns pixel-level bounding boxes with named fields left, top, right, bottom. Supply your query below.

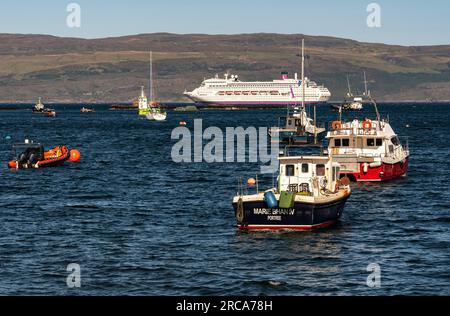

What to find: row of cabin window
left=334, top=138, right=383, bottom=147
left=285, top=164, right=325, bottom=177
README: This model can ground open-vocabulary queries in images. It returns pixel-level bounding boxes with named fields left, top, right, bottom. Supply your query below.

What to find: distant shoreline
left=0, top=100, right=450, bottom=108
left=1, top=101, right=450, bottom=112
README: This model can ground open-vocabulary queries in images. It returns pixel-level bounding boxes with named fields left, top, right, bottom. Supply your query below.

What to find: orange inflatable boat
left=8, top=140, right=80, bottom=169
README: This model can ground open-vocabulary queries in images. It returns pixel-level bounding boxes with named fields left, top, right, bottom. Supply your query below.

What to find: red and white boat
left=326, top=99, right=409, bottom=182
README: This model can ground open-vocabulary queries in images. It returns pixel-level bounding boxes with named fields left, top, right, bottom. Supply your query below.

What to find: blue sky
left=0, top=0, right=448, bottom=46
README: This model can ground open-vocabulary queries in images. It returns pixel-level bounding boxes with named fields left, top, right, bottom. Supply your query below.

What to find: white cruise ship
left=184, top=72, right=331, bottom=106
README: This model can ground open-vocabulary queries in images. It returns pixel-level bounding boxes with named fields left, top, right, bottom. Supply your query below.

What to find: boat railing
left=399, top=136, right=410, bottom=155
left=328, top=125, right=379, bottom=137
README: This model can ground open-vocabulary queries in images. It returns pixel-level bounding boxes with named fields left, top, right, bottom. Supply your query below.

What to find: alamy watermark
left=366, top=263, right=381, bottom=288
left=66, top=263, right=81, bottom=288
left=66, top=3, right=81, bottom=28
left=171, top=119, right=279, bottom=174
left=367, top=3, right=381, bottom=28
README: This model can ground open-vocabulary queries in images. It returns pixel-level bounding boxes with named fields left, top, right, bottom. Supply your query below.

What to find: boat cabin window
left=342, top=139, right=350, bottom=147
left=334, top=139, right=349, bottom=147
left=391, top=136, right=400, bottom=146
left=332, top=167, right=338, bottom=181
left=286, top=165, right=295, bottom=176
left=288, top=119, right=293, bottom=126
left=368, top=138, right=383, bottom=147
left=301, top=163, right=309, bottom=173
left=316, top=164, right=325, bottom=176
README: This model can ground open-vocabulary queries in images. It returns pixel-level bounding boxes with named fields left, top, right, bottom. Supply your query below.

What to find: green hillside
left=0, top=33, right=449, bottom=103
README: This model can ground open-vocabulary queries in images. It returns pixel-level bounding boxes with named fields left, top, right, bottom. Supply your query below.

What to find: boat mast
left=300, top=38, right=306, bottom=129
left=149, top=51, right=153, bottom=103
left=363, top=71, right=368, bottom=96
left=301, top=39, right=305, bottom=111
left=347, top=75, right=352, bottom=97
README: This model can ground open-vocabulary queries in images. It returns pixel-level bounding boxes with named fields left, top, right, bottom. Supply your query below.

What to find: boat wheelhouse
left=270, top=108, right=326, bottom=145
left=138, top=86, right=150, bottom=116
left=232, top=155, right=351, bottom=230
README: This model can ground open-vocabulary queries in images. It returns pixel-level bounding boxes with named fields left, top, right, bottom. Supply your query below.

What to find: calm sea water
left=0, top=103, right=449, bottom=295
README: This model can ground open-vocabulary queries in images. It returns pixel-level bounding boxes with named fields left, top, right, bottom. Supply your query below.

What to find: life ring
left=236, top=198, right=244, bottom=223
left=332, top=121, right=342, bottom=130
left=362, top=120, right=372, bottom=130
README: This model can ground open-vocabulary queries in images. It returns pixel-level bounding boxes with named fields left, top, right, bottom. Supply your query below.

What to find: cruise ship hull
left=190, top=101, right=328, bottom=106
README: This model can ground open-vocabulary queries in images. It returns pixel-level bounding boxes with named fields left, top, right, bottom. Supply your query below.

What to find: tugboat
left=32, top=97, right=57, bottom=116
left=232, top=155, right=351, bottom=231
left=269, top=40, right=325, bottom=145
left=326, top=97, right=409, bottom=182
left=32, top=97, right=47, bottom=113
left=8, top=140, right=80, bottom=169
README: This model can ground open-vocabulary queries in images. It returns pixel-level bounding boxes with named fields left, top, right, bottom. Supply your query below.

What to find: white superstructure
left=138, top=86, right=149, bottom=111
left=184, top=72, right=331, bottom=106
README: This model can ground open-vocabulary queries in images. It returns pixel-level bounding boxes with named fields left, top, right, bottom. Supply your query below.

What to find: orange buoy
left=69, top=149, right=81, bottom=162
left=247, top=178, right=256, bottom=187
left=8, top=160, right=16, bottom=169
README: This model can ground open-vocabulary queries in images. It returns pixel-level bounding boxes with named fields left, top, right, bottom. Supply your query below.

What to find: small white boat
left=144, top=51, right=167, bottom=122
left=146, top=108, right=167, bottom=121
left=152, top=112, right=167, bottom=121
left=339, top=75, right=366, bottom=111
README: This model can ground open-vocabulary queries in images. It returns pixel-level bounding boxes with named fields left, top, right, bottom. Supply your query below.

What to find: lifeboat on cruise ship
left=8, top=140, right=80, bottom=170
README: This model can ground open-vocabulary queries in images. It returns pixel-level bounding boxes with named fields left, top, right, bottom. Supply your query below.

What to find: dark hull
left=232, top=195, right=349, bottom=230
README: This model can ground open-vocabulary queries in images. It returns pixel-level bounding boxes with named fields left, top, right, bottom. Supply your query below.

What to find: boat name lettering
left=253, top=208, right=295, bottom=215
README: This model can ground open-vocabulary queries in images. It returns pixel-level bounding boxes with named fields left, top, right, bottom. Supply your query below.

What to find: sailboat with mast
left=146, top=51, right=167, bottom=121
left=269, top=39, right=325, bottom=145
left=334, top=72, right=369, bottom=111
